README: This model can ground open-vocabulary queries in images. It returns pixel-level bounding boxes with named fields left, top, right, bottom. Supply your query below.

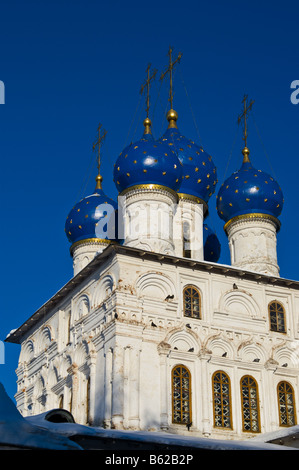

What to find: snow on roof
left=0, top=383, right=294, bottom=451
left=250, top=424, right=299, bottom=443
left=26, top=411, right=295, bottom=451
left=0, top=383, right=81, bottom=450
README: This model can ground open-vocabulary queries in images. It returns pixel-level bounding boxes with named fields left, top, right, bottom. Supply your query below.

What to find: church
left=6, top=50, right=299, bottom=442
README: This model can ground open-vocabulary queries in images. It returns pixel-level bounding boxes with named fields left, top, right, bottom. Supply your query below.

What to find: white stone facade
left=71, top=191, right=205, bottom=278
left=173, top=197, right=204, bottom=261
left=9, top=245, right=299, bottom=440
left=120, top=186, right=177, bottom=255
left=72, top=239, right=111, bottom=276
left=226, top=215, right=280, bottom=277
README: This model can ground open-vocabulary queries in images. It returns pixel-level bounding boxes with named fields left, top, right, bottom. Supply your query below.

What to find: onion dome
left=66, top=122, right=120, bottom=249
left=113, top=118, right=183, bottom=195
left=159, top=110, right=217, bottom=212
left=216, top=147, right=284, bottom=229
left=203, top=223, right=221, bottom=262
left=65, top=175, right=118, bottom=248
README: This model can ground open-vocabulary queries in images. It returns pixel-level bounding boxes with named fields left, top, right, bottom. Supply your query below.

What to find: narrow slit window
left=183, top=221, right=191, bottom=258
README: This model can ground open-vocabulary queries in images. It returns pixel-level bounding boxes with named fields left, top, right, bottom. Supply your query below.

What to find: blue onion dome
left=159, top=109, right=217, bottom=214
left=113, top=118, right=183, bottom=195
left=65, top=175, right=119, bottom=248
left=216, top=147, right=284, bottom=230
left=203, top=223, right=221, bottom=263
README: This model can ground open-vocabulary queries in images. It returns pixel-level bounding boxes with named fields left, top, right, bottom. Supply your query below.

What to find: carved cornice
left=120, top=184, right=178, bottom=202
left=71, top=238, right=115, bottom=254
left=224, top=213, right=280, bottom=234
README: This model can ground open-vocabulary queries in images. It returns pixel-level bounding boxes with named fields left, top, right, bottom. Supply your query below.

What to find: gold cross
left=238, top=94, right=254, bottom=148
left=160, top=46, right=182, bottom=109
left=140, top=63, right=157, bottom=118
left=92, top=123, right=107, bottom=189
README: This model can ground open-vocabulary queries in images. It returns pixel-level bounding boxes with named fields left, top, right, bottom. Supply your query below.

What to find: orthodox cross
left=160, top=46, right=182, bottom=109
left=140, top=63, right=157, bottom=118
left=92, top=123, right=107, bottom=189
left=238, top=94, right=254, bottom=148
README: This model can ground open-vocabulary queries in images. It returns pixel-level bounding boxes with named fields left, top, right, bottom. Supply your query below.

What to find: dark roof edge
left=6, top=244, right=299, bottom=344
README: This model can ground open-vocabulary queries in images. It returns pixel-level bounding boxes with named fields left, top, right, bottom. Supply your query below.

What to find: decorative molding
left=224, top=213, right=280, bottom=234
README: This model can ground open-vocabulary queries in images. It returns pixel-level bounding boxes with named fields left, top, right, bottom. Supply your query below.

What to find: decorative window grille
left=240, top=376, right=260, bottom=432
left=277, top=381, right=297, bottom=426
left=172, top=365, right=192, bottom=425
left=212, top=371, right=232, bottom=429
left=269, top=301, right=286, bottom=333
left=183, top=286, right=201, bottom=319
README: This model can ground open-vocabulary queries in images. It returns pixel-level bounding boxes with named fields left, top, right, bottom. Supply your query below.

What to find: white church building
left=6, top=59, right=299, bottom=442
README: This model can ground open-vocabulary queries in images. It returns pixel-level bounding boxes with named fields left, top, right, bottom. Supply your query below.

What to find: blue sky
left=1, top=0, right=299, bottom=401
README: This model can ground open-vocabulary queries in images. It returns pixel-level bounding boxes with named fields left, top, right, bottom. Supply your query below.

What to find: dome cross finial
left=160, top=46, right=182, bottom=111
left=92, top=122, right=107, bottom=189
left=140, top=63, right=157, bottom=120
left=238, top=94, right=254, bottom=162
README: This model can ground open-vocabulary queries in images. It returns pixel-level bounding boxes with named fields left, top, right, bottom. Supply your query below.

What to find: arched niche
left=20, top=339, right=35, bottom=363
left=219, top=289, right=261, bottom=318
left=162, top=326, right=200, bottom=354
left=73, top=293, right=90, bottom=321
left=135, top=271, right=176, bottom=300
left=93, top=273, right=115, bottom=306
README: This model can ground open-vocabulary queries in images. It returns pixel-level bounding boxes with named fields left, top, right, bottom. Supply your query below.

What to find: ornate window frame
left=171, top=364, right=192, bottom=425
left=277, top=381, right=297, bottom=427
left=183, top=285, right=201, bottom=319
left=240, top=375, right=261, bottom=433
left=268, top=301, right=286, bottom=333
left=212, top=371, right=233, bottom=429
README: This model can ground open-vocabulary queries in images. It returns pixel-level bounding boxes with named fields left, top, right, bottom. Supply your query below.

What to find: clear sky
left=1, top=0, right=299, bottom=401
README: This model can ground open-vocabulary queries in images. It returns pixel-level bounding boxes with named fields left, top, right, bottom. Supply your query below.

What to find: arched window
left=172, top=365, right=192, bottom=425
left=212, top=371, right=232, bottom=429
left=240, top=376, right=260, bottom=433
left=277, top=381, right=297, bottom=426
left=183, top=286, right=201, bottom=319
left=268, top=301, right=286, bottom=333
